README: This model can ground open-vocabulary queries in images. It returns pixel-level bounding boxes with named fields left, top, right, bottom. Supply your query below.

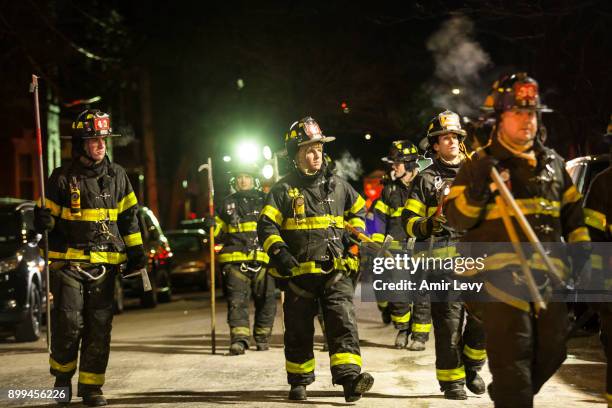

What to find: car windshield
left=167, top=234, right=201, bottom=252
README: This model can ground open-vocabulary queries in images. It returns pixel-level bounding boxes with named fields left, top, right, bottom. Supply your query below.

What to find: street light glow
left=262, top=164, right=274, bottom=179
left=236, top=141, right=259, bottom=163
left=263, top=145, right=272, bottom=160
left=452, top=88, right=461, bottom=95
left=365, top=133, right=372, bottom=140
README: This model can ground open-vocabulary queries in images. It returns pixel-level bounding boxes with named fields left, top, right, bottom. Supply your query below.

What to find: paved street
left=0, top=286, right=606, bottom=407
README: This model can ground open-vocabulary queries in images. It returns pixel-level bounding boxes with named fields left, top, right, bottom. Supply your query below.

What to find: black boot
left=381, top=308, right=391, bottom=325
left=443, top=383, right=467, bottom=400
left=466, top=370, right=486, bottom=395
left=229, top=341, right=246, bottom=355
left=407, top=339, right=426, bottom=351
left=288, top=385, right=307, bottom=400
left=256, top=342, right=269, bottom=351
left=78, top=387, right=107, bottom=407
left=53, top=377, right=71, bottom=406
left=394, top=329, right=409, bottom=349
left=341, top=372, right=375, bottom=402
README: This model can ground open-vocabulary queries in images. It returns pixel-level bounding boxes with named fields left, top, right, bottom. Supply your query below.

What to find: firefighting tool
left=123, top=268, right=153, bottom=292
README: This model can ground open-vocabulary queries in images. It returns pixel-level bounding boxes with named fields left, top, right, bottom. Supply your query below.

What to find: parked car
left=0, top=198, right=47, bottom=342
left=116, top=206, right=173, bottom=310
left=566, top=153, right=610, bottom=194
left=165, top=229, right=224, bottom=291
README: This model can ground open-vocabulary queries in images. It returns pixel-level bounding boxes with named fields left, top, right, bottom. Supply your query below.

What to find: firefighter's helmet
left=229, top=163, right=261, bottom=191
left=481, top=72, right=553, bottom=114
left=69, top=109, right=121, bottom=140
left=284, top=117, right=335, bottom=158
left=381, top=140, right=420, bottom=164
left=425, top=110, right=467, bottom=148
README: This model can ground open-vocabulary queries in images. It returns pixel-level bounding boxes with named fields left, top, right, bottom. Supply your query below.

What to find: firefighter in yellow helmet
left=257, top=117, right=374, bottom=402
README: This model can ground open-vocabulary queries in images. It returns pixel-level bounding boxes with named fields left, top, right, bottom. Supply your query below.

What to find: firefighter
left=403, top=111, right=487, bottom=399
left=34, top=109, right=147, bottom=406
left=207, top=163, right=276, bottom=355
left=444, top=73, right=591, bottom=408
left=257, top=117, right=374, bottom=402
left=583, top=115, right=612, bottom=407
left=370, top=140, right=432, bottom=350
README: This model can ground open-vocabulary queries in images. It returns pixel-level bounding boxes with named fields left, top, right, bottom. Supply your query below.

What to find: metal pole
left=206, top=158, right=216, bottom=354
left=30, top=75, right=51, bottom=351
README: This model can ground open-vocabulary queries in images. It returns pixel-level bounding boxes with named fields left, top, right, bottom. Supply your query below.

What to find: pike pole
left=272, top=153, right=285, bottom=332
left=30, top=75, right=51, bottom=351
left=198, top=158, right=216, bottom=354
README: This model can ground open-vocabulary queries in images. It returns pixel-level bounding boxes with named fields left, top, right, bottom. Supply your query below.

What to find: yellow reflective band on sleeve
left=282, top=215, right=344, bottom=230
left=43, top=199, right=62, bottom=216
left=453, top=190, right=482, bottom=219
left=561, top=185, right=582, bottom=206
left=122, top=232, right=143, bottom=247
left=49, top=357, right=77, bottom=373
left=481, top=252, right=569, bottom=281
left=48, top=249, right=127, bottom=265
left=261, top=205, right=284, bottom=225
left=568, top=227, right=590, bottom=243
left=485, top=198, right=560, bottom=220
left=226, top=221, right=258, bottom=233
left=406, top=216, right=422, bottom=238
left=463, top=345, right=487, bottom=361
left=390, top=207, right=404, bottom=218
left=377, top=301, right=389, bottom=308
left=374, top=200, right=391, bottom=216
left=60, top=207, right=118, bottom=222
left=286, top=358, right=315, bottom=374
left=346, top=195, right=366, bottom=215
left=231, top=326, right=251, bottom=336
left=591, top=254, right=603, bottom=270
left=371, top=233, right=385, bottom=243
left=584, top=208, right=607, bottom=232
left=347, top=218, right=366, bottom=230
left=263, top=234, right=284, bottom=252
left=330, top=353, right=362, bottom=367
left=447, top=185, right=465, bottom=200
left=436, top=366, right=466, bottom=382
left=78, top=371, right=105, bottom=385
left=411, top=323, right=431, bottom=333
left=214, top=216, right=225, bottom=236
left=391, top=311, right=411, bottom=324
left=427, top=206, right=438, bottom=216
left=218, top=251, right=269, bottom=264
left=405, top=199, right=426, bottom=217
left=117, top=192, right=138, bottom=213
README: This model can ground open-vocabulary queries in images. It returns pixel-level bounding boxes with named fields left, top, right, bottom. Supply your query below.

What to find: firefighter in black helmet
left=34, top=109, right=147, bottom=406
left=583, top=115, right=612, bottom=407
left=210, top=162, right=276, bottom=355
left=445, top=73, right=591, bottom=408
left=403, top=110, right=487, bottom=400
left=257, top=117, right=374, bottom=402
left=370, top=140, right=432, bottom=350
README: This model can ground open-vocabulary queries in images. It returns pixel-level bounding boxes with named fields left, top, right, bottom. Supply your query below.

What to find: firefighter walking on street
left=34, top=109, right=148, bottom=406
left=257, top=117, right=374, bottom=402
left=403, top=110, right=487, bottom=400
left=583, top=115, right=612, bottom=407
left=444, top=73, right=592, bottom=408
left=370, top=140, right=432, bottom=350
left=207, top=163, right=276, bottom=355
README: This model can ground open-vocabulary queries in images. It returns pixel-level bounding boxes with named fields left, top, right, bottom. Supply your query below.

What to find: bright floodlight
left=364, top=133, right=372, bottom=140
left=263, top=145, right=272, bottom=160
left=237, top=141, right=259, bottom=163
left=262, top=164, right=274, bottom=179
left=223, top=155, right=232, bottom=162
left=452, top=88, right=461, bottom=95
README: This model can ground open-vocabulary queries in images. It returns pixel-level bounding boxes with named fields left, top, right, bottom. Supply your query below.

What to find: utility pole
left=140, top=70, right=159, bottom=215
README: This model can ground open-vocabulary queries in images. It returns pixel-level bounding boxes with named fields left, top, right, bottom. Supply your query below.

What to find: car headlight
left=0, top=252, right=22, bottom=274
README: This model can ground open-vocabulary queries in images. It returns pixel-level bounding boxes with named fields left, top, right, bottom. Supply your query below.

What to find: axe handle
left=344, top=223, right=393, bottom=258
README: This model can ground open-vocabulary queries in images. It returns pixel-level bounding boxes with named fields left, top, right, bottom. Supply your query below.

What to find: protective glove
left=419, top=214, right=447, bottom=237
left=271, top=246, right=299, bottom=277
left=467, top=156, right=498, bottom=201
left=203, top=215, right=216, bottom=230
left=34, top=206, right=55, bottom=232
left=125, top=245, right=148, bottom=276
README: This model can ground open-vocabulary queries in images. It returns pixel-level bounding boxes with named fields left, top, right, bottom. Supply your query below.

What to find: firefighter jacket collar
left=488, top=135, right=554, bottom=170
left=72, top=155, right=112, bottom=178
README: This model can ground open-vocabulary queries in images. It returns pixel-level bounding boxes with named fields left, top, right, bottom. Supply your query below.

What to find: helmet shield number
left=303, top=120, right=322, bottom=140
left=439, top=112, right=461, bottom=132
left=514, top=82, right=538, bottom=107
left=93, top=115, right=111, bottom=135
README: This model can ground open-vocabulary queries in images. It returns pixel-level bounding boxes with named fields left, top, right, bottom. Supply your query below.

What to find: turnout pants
left=376, top=298, right=431, bottom=341
left=49, top=264, right=115, bottom=394
left=224, top=263, right=276, bottom=346
left=284, top=272, right=362, bottom=386
left=599, top=305, right=612, bottom=406
left=431, top=302, right=486, bottom=389
left=480, top=301, right=568, bottom=408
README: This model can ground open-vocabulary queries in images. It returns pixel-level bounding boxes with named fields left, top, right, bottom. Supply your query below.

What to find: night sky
left=1, top=1, right=611, bottom=221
